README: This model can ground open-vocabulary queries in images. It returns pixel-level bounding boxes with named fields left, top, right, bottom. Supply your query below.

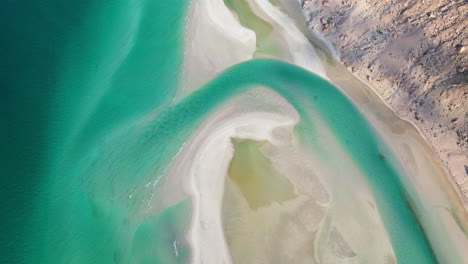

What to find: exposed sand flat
left=164, top=88, right=394, bottom=264
left=179, top=0, right=256, bottom=96
left=180, top=0, right=326, bottom=98
left=178, top=91, right=300, bottom=264
left=244, top=0, right=326, bottom=77
left=169, top=0, right=468, bottom=263
left=285, top=0, right=468, bottom=260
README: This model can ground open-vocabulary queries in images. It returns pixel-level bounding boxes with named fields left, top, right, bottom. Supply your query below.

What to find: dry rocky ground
left=301, top=0, right=468, bottom=204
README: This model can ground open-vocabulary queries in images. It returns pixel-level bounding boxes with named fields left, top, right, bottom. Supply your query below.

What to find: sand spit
left=180, top=0, right=326, bottom=97
left=168, top=88, right=394, bottom=264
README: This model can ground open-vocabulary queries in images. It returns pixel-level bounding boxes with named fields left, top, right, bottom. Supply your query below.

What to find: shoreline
left=172, top=87, right=396, bottom=264
left=300, top=0, right=468, bottom=207
left=172, top=0, right=468, bottom=263
left=320, top=56, right=468, bottom=259
left=323, top=42, right=467, bottom=211
left=287, top=0, right=468, bottom=213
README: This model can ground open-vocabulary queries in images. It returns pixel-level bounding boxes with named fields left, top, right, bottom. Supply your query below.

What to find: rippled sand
left=175, top=0, right=468, bottom=263
left=11, top=0, right=464, bottom=263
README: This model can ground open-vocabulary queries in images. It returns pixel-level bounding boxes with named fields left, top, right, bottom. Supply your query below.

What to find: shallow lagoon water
left=1, top=0, right=465, bottom=263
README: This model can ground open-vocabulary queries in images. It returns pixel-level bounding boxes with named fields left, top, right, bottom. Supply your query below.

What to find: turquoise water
left=153, top=59, right=437, bottom=263
left=1, top=0, right=190, bottom=263
left=1, top=1, right=439, bottom=264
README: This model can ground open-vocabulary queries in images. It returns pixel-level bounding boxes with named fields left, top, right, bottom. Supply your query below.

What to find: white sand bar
left=165, top=88, right=394, bottom=264
left=167, top=0, right=468, bottom=263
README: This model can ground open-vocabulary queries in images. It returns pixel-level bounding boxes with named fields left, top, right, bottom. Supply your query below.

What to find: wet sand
left=174, top=88, right=395, bottom=264
left=167, top=0, right=468, bottom=263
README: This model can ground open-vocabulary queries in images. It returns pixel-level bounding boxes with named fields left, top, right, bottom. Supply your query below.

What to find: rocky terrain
left=301, top=0, right=468, bottom=204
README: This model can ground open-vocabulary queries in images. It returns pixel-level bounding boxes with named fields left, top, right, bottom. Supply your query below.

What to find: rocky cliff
left=301, top=0, right=468, bottom=204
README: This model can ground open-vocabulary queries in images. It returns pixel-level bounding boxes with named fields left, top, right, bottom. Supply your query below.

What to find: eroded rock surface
left=302, top=0, right=468, bottom=204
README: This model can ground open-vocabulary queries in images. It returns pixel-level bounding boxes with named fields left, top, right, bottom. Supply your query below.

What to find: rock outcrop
left=301, top=0, right=468, bottom=204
